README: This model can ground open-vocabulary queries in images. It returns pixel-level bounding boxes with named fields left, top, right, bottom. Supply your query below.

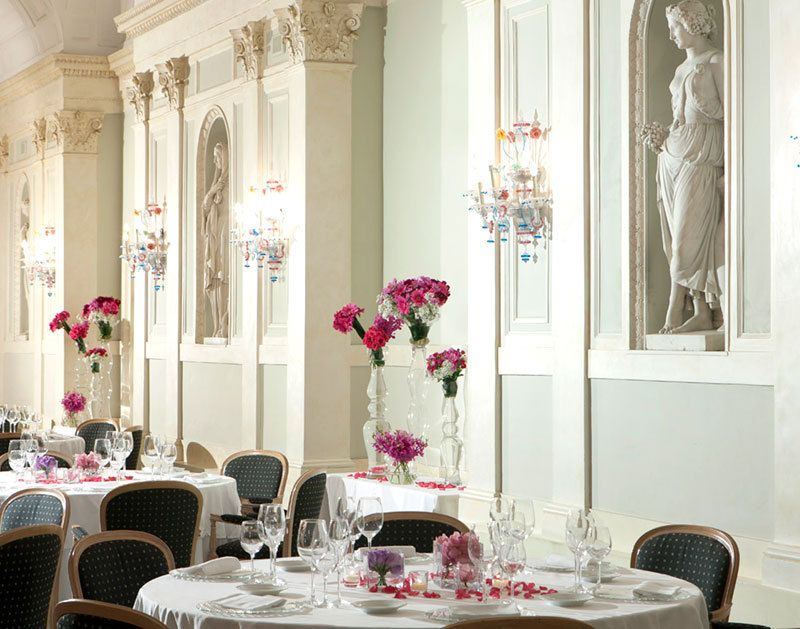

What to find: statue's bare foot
left=674, top=309, right=714, bottom=333
left=659, top=306, right=685, bottom=334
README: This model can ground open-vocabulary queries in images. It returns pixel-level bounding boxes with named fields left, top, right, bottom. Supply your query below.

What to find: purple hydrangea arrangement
left=367, top=548, right=404, bottom=586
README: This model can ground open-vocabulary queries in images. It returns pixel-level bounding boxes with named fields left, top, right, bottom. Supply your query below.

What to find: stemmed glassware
left=160, top=441, right=177, bottom=475
left=239, top=520, right=265, bottom=579
left=565, top=508, right=593, bottom=593
left=499, top=541, right=527, bottom=593
left=119, top=432, right=134, bottom=473
left=257, top=504, right=286, bottom=585
left=94, top=439, right=111, bottom=478
left=467, top=531, right=493, bottom=604
left=315, top=544, right=337, bottom=608
left=296, top=519, right=329, bottom=605
left=336, top=497, right=360, bottom=570
left=110, top=438, right=127, bottom=478
left=489, top=496, right=514, bottom=524
left=356, top=497, right=383, bottom=550
left=142, top=435, right=159, bottom=477
left=7, top=440, right=27, bottom=480
left=586, top=524, right=612, bottom=594
left=328, top=516, right=352, bottom=608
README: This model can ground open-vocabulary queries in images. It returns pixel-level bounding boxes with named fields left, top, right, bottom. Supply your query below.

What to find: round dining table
left=0, top=470, right=241, bottom=601
left=135, top=558, right=710, bottom=629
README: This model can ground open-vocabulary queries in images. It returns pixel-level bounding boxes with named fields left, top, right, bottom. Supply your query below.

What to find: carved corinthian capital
left=31, top=118, right=47, bottom=156
left=156, top=56, right=190, bottom=111
left=276, top=0, right=363, bottom=64
left=127, top=71, right=155, bottom=123
left=0, top=135, right=9, bottom=171
left=47, top=110, right=104, bottom=154
left=231, top=20, right=266, bottom=80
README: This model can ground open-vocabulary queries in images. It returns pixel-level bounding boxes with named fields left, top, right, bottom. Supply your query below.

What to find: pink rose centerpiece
left=377, top=276, right=450, bottom=344
left=434, top=531, right=475, bottom=589
left=61, top=391, right=86, bottom=427
left=373, top=429, right=426, bottom=485
left=74, top=452, right=101, bottom=479
left=427, top=348, right=467, bottom=398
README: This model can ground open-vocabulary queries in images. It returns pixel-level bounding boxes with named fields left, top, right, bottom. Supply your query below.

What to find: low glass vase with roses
left=372, top=429, right=426, bottom=485
left=434, top=531, right=477, bottom=590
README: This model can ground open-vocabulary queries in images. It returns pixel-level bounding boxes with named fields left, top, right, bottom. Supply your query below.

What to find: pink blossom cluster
left=377, top=277, right=450, bottom=325
left=332, top=303, right=364, bottom=334
left=373, top=429, right=426, bottom=465
left=82, top=296, right=121, bottom=320
left=435, top=531, right=471, bottom=567
left=61, top=391, right=86, bottom=415
left=49, top=311, right=71, bottom=332
left=85, top=347, right=108, bottom=359
left=363, top=314, right=403, bottom=351
left=333, top=304, right=402, bottom=361
left=75, top=452, right=101, bottom=471
left=426, top=348, right=467, bottom=382
left=69, top=321, right=89, bottom=341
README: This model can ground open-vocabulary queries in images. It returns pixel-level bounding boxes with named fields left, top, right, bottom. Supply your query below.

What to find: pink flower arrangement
left=49, top=311, right=70, bottom=332
left=333, top=304, right=364, bottom=334
left=427, top=348, right=467, bottom=397
left=435, top=531, right=475, bottom=587
left=75, top=452, right=101, bottom=471
left=332, top=303, right=402, bottom=366
left=84, top=347, right=109, bottom=373
left=377, top=277, right=450, bottom=342
left=373, top=429, right=426, bottom=464
left=83, top=296, right=121, bottom=340
left=61, top=391, right=86, bottom=418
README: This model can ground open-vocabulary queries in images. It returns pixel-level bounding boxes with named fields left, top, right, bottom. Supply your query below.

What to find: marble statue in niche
left=18, top=186, right=30, bottom=337
left=642, top=0, right=724, bottom=334
left=201, top=142, right=230, bottom=339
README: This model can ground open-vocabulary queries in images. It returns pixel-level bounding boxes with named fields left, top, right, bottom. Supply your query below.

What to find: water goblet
left=328, top=516, right=352, bottom=608
left=586, top=524, right=612, bottom=594
left=7, top=441, right=26, bottom=480
left=499, top=541, right=527, bottom=594
left=316, top=544, right=337, bottom=608
left=160, top=442, right=177, bottom=475
left=257, top=504, right=286, bottom=585
left=142, top=435, right=159, bottom=477
left=565, top=508, right=593, bottom=593
left=296, top=519, right=329, bottom=605
left=94, top=439, right=111, bottom=478
left=239, top=520, right=265, bottom=579
left=120, top=432, right=134, bottom=472
left=356, top=497, right=383, bottom=550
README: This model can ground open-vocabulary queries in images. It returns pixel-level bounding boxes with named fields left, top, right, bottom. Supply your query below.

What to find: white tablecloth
left=135, top=558, right=709, bottom=629
left=324, top=474, right=461, bottom=520
left=45, top=432, right=86, bottom=457
left=0, top=471, right=240, bottom=601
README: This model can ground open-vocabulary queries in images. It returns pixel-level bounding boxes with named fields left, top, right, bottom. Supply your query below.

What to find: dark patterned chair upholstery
left=632, top=525, right=739, bottom=623
left=0, top=488, right=69, bottom=534
left=353, top=511, right=469, bottom=553
left=0, top=432, right=22, bottom=455
left=101, top=482, right=202, bottom=569
left=76, top=420, right=118, bottom=454
left=223, top=450, right=289, bottom=509
left=70, top=531, right=175, bottom=607
left=55, top=599, right=169, bottom=629
left=213, top=469, right=326, bottom=560
left=0, top=525, right=64, bottom=629
left=123, top=426, right=143, bottom=471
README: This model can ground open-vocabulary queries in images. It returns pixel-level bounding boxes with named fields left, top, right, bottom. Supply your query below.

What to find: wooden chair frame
left=0, top=487, right=71, bottom=535
left=123, top=425, right=143, bottom=471
left=209, top=467, right=324, bottom=560
left=630, top=524, right=739, bottom=623
left=55, top=599, right=169, bottom=629
left=381, top=510, right=469, bottom=533
left=221, top=449, right=289, bottom=508
left=76, top=418, right=120, bottom=433
left=446, top=618, right=593, bottom=628
left=100, top=481, right=203, bottom=569
left=68, top=530, right=176, bottom=600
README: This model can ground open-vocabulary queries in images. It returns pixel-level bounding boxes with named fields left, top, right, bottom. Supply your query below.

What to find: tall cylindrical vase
left=364, top=362, right=392, bottom=478
left=88, top=340, right=112, bottom=419
left=439, top=381, right=463, bottom=485
left=407, top=339, right=431, bottom=439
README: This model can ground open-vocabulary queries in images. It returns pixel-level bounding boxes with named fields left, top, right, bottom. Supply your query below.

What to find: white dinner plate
left=447, top=600, right=517, bottom=621
left=545, top=592, right=594, bottom=607
left=352, top=600, right=406, bottom=615
left=276, top=558, right=311, bottom=573
left=236, top=583, right=288, bottom=596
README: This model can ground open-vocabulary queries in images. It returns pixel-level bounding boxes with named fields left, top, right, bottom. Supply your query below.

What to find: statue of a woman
left=202, top=142, right=229, bottom=338
left=642, top=0, right=724, bottom=334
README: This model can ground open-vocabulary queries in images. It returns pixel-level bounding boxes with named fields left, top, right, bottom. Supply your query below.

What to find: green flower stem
left=76, top=339, right=86, bottom=354
left=91, top=362, right=100, bottom=374
left=352, top=317, right=366, bottom=339
left=442, top=380, right=458, bottom=398
left=370, top=348, right=385, bottom=367
left=98, top=321, right=113, bottom=340
left=406, top=319, right=430, bottom=344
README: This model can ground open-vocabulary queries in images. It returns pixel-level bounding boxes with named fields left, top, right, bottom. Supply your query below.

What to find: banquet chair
left=0, top=431, right=22, bottom=455
left=353, top=511, right=469, bottom=553
left=69, top=530, right=175, bottom=607
left=101, top=481, right=203, bottom=569
left=0, top=524, right=64, bottom=629
left=123, top=425, right=143, bottom=471
left=76, top=419, right=119, bottom=454
left=55, top=599, right=169, bottom=629
left=631, top=524, right=739, bottom=623
left=0, top=450, right=73, bottom=470
left=211, top=468, right=327, bottom=560
left=221, top=449, right=289, bottom=514
left=446, top=618, right=593, bottom=628
left=0, top=487, right=70, bottom=535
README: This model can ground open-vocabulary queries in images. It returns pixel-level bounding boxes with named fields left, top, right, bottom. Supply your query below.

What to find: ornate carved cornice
left=0, top=55, right=115, bottom=106
left=231, top=20, right=266, bottom=81
left=127, top=71, right=155, bottom=123
left=156, top=56, right=190, bottom=111
left=276, top=1, right=364, bottom=64
left=31, top=118, right=47, bottom=157
left=47, top=110, right=104, bottom=154
left=115, top=0, right=208, bottom=40
left=0, top=135, right=9, bottom=171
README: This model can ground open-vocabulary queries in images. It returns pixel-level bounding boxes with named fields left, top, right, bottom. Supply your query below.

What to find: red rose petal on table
left=394, top=592, right=407, bottom=599
left=422, top=591, right=441, bottom=599
left=368, top=586, right=378, bottom=593
left=382, top=586, right=397, bottom=594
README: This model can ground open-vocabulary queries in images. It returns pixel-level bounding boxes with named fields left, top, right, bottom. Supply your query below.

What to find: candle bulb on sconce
left=120, top=199, right=169, bottom=291
left=21, top=226, right=57, bottom=296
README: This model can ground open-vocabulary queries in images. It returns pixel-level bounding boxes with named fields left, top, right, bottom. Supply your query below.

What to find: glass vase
left=87, top=340, right=112, bottom=419
left=407, top=339, right=431, bottom=439
left=388, top=461, right=415, bottom=485
left=364, top=362, right=392, bottom=478
left=439, top=381, right=463, bottom=485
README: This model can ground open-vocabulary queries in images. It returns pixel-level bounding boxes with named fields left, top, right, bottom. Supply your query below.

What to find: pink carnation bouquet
left=50, top=311, right=87, bottom=354
left=377, top=276, right=450, bottom=343
left=426, top=348, right=467, bottom=398
left=84, top=347, right=109, bottom=374
left=61, top=391, right=86, bottom=427
left=332, top=303, right=402, bottom=367
left=373, top=429, right=427, bottom=484
left=82, top=296, right=121, bottom=340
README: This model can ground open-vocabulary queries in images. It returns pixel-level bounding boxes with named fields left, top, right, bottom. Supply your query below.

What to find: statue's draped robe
left=656, top=48, right=724, bottom=306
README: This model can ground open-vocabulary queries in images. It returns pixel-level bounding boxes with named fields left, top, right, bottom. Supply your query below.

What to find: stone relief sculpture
left=201, top=142, right=230, bottom=339
left=641, top=0, right=724, bottom=334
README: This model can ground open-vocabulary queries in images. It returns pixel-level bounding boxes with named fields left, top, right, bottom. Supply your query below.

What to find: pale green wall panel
left=262, top=365, right=287, bottom=453
left=3, top=353, right=33, bottom=404
left=148, top=359, right=167, bottom=436
left=182, top=362, right=243, bottom=451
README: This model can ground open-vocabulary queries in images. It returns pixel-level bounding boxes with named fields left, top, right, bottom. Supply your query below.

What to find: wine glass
left=356, top=497, right=383, bottom=550
left=500, top=541, right=527, bottom=593
left=239, top=520, right=265, bottom=579
left=0, top=405, right=7, bottom=431
left=160, top=442, right=177, bottom=475
left=109, top=438, right=127, bottom=479
left=337, top=496, right=359, bottom=569
left=316, top=544, right=337, bottom=608
left=94, top=439, right=111, bottom=477
left=22, top=438, right=37, bottom=473
left=489, top=496, right=514, bottom=524
left=7, top=440, right=27, bottom=480
left=565, top=508, right=593, bottom=593
left=296, top=519, right=329, bottom=605
left=586, top=525, right=612, bottom=594
left=467, top=531, right=493, bottom=604
left=257, top=504, right=286, bottom=585
left=512, top=499, right=536, bottom=540
left=328, top=516, right=352, bottom=608
left=120, top=432, right=134, bottom=473
left=142, top=435, right=159, bottom=477
left=34, top=432, right=49, bottom=457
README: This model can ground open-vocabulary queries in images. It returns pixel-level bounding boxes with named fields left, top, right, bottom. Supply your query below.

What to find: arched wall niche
left=628, top=0, right=730, bottom=350
left=195, top=106, right=231, bottom=344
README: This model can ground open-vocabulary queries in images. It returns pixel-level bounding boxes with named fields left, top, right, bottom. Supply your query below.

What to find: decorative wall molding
left=156, top=56, right=190, bottom=111
left=0, top=135, right=8, bottom=171
left=231, top=20, right=266, bottom=80
left=0, top=55, right=116, bottom=107
left=47, top=110, right=104, bottom=154
left=276, top=0, right=364, bottom=64
left=115, top=0, right=209, bottom=40
left=30, top=118, right=47, bottom=156
left=127, top=71, right=155, bottom=123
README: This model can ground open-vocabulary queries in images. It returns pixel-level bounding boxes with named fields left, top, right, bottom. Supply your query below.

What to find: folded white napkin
left=633, top=581, right=681, bottom=599
left=215, top=594, right=286, bottom=611
left=46, top=432, right=68, bottom=440
left=50, top=426, right=76, bottom=437
left=176, top=557, right=241, bottom=576
left=356, top=545, right=416, bottom=560
left=544, top=554, right=574, bottom=569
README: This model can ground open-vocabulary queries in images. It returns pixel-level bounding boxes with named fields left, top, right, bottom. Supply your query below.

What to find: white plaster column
left=462, top=0, right=501, bottom=519
left=276, top=0, right=363, bottom=475
left=156, top=57, right=189, bottom=441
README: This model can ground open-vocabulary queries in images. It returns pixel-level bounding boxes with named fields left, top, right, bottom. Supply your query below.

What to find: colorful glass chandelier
left=466, top=111, right=553, bottom=263
left=21, top=226, right=56, bottom=295
left=231, top=179, right=288, bottom=283
left=120, top=201, right=168, bottom=291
